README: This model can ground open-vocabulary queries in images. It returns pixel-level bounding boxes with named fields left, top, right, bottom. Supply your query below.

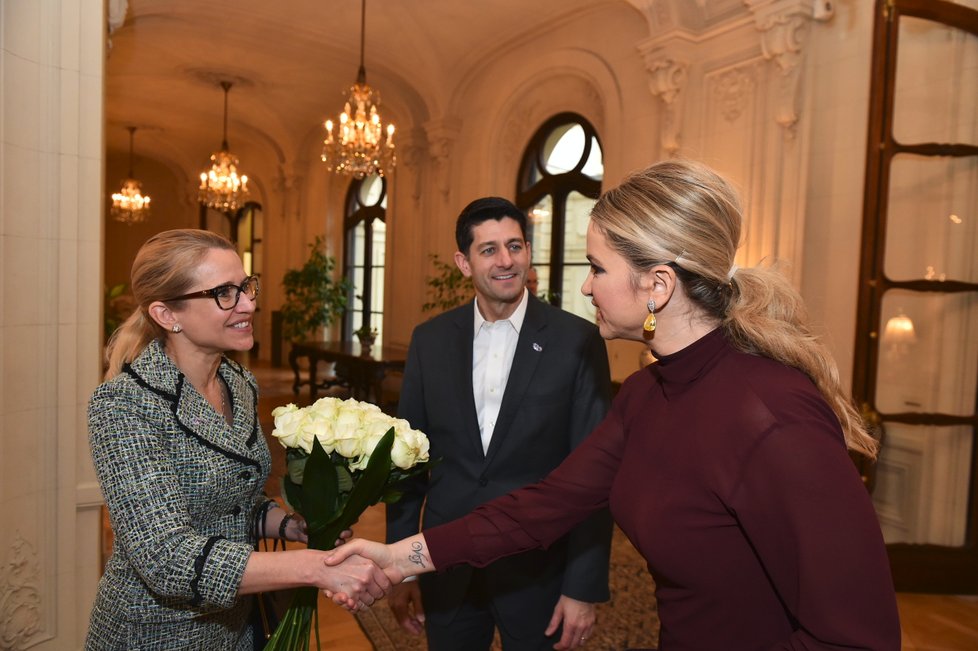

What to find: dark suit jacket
left=387, top=295, right=613, bottom=632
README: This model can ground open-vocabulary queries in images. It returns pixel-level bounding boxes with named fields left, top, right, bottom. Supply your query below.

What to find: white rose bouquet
left=264, top=396, right=430, bottom=650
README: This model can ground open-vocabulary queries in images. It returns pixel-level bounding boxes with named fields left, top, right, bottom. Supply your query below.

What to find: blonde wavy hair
left=589, top=159, right=878, bottom=459
left=104, top=229, right=235, bottom=379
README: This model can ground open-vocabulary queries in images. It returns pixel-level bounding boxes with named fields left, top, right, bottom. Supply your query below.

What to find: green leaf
left=328, top=427, right=395, bottom=527
left=334, top=461, right=354, bottom=493
left=302, top=438, right=339, bottom=538
left=286, top=452, right=308, bottom=485
left=309, top=428, right=396, bottom=550
left=281, top=475, right=304, bottom=514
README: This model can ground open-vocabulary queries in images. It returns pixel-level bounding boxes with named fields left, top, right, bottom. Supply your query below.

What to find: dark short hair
left=455, top=196, right=528, bottom=254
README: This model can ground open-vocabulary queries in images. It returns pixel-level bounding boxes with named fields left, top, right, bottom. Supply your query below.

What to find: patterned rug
left=355, top=527, right=659, bottom=651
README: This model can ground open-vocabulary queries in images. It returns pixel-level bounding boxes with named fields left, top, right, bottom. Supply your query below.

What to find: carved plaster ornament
left=749, top=0, right=819, bottom=138
left=500, top=102, right=538, bottom=166
left=0, top=535, right=42, bottom=650
left=713, top=66, right=755, bottom=124
left=107, top=0, right=128, bottom=34
left=645, top=56, right=689, bottom=156
left=398, top=136, right=427, bottom=204
left=424, top=119, right=462, bottom=202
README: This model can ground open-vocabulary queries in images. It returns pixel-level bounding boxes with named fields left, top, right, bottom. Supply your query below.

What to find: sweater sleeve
left=730, top=414, right=901, bottom=650
left=89, top=383, right=253, bottom=611
left=427, top=396, right=626, bottom=572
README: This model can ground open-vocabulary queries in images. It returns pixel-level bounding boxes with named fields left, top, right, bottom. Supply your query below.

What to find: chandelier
left=110, top=126, right=151, bottom=224
left=198, top=81, right=249, bottom=212
left=321, top=0, right=395, bottom=178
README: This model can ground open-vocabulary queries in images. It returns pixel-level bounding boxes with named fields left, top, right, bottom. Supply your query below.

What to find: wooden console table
left=289, top=340, right=408, bottom=404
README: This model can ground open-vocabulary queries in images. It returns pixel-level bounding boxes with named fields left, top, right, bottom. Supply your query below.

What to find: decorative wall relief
left=500, top=103, right=538, bottom=166
left=748, top=0, right=818, bottom=138
left=398, top=135, right=427, bottom=205
left=643, top=55, right=689, bottom=156
left=424, top=119, right=462, bottom=202
left=0, top=535, right=42, bottom=650
left=107, top=0, right=129, bottom=51
left=713, top=67, right=755, bottom=124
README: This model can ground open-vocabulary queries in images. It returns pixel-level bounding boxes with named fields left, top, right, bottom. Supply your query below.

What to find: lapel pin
left=532, top=343, right=543, bottom=352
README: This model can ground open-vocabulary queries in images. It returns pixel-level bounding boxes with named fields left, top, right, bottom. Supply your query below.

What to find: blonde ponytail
left=591, top=160, right=878, bottom=458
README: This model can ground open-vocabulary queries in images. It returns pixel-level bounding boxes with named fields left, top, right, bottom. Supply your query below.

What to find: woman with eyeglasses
left=86, top=229, right=389, bottom=650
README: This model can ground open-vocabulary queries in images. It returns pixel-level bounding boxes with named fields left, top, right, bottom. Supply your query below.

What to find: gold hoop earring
left=643, top=299, right=656, bottom=332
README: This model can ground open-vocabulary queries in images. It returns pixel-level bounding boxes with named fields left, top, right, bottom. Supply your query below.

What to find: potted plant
left=353, top=324, right=378, bottom=352
left=281, top=236, right=350, bottom=341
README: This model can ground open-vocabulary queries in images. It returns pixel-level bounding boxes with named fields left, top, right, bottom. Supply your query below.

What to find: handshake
left=314, top=534, right=430, bottom=612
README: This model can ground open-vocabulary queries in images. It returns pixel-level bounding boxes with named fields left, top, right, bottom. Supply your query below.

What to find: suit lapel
left=449, top=305, right=484, bottom=458
left=484, top=298, right=549, bottom=464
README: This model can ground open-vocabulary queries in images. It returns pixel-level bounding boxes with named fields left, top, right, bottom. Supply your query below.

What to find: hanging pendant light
left=321, top=0, right=396, bottom=178
left=111, top=126, right=152, bottom=224
left=198, top=81, right=250, bottom=212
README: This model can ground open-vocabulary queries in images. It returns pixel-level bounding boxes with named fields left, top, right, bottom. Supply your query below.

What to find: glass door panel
left=893, top=16, right=978, bottom=145
left=874, top=423, right=973, bottom=546
left=885, top=155, right=978, bottom=282
left=877, top=290, right=978, bottom=416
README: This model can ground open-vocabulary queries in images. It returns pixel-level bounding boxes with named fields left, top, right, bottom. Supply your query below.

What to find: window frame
left=341, top=175, right=387, bottom=341
left=516, top=112, right=602, bottom=310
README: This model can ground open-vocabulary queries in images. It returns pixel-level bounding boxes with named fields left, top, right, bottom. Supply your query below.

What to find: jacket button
left=230, top=506, right=241, bottom=515
left=239, top=470, right=252, bottom=480
left=478, top=477, right=488, bottom=487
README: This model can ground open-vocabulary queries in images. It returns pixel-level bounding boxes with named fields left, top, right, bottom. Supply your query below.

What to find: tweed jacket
left=86, top=340, right=272, bottom=651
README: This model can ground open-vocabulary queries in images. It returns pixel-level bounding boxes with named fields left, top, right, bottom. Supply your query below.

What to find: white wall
left=0, top=0, right=104, bottom=648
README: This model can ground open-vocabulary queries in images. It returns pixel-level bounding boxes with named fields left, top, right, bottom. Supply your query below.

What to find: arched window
left=342, top=174, right=387, bottom=342
left=517, top=113, right=603, bottom=321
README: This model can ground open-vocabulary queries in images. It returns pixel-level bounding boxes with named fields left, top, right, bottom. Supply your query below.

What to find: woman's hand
left=281, top=512, right=308, bottom=544
left=334, top=528, right=353, bottom=547
left=317, top=552, right=391, bottom=611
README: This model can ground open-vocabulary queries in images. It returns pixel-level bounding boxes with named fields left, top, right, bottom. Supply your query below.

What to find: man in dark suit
left=386, top=197, right=613, bottom=651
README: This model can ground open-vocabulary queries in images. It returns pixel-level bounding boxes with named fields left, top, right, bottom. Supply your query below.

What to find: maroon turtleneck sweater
left=425, top=329, right=900, bottom=650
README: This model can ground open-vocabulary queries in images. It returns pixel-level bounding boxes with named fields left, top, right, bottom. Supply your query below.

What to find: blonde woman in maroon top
left=329, top=160, right=901, bottom=651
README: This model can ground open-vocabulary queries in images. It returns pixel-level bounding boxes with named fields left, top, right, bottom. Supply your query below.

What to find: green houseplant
left=281, top=236, right=350, bottom=341
left=421, top=253, right=471, bottom=313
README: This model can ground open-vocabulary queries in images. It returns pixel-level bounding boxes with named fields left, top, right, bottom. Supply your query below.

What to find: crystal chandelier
left=199, top=81, right=249, bottom=212
left=321, top=0, right=395, bottom=178
left=111, top=126, right=151, bottom=224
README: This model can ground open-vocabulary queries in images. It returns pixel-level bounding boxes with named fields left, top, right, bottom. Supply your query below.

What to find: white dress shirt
left=472, top=289, right=528, bottom=454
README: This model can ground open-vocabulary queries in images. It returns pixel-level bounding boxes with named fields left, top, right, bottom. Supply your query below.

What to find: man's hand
left=388, top=581, right=425, bottom=634
left=326, top=534, right=432, bottom=586
left=545, top=595, right=596, bottom=650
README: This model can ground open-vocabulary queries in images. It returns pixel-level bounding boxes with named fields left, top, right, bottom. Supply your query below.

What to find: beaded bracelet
left=278, top=512, right=295, bottom=540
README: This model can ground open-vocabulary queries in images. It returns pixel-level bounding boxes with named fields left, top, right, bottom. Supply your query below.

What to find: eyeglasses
left=166, top=276, right=260, bottom=310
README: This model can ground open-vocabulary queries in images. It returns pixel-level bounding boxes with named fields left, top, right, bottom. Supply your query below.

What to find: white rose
left=349, top=420, right=395, bottom=471
left=301, top=409, right=337, bottom=454
left=332, top=406, right=366, bottom=458
left=271, top=403, right=310, bottom=450
left=390, top=419, right=431, bottom=469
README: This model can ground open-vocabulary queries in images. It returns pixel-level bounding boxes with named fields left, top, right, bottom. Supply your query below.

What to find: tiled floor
left=248, top=359, right=978, bottom=651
